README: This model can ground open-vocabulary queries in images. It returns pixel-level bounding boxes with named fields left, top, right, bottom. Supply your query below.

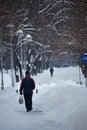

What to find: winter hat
left=25, top=71, right=30, bottom=75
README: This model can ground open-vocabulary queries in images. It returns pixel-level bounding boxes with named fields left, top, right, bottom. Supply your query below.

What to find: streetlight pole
left=0, top=48, right=4, bottom=90
left=20, top=32, right=24, bottom=79
left=0, top=22, right=4, bottom=89
left=7, top=23, right=15, bottom=87
left=16, top=29, right=24, bottom=79
left=79, top=65, right=82, bottom=84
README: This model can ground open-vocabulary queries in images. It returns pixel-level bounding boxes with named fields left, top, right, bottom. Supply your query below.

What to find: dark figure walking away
left=50, top=67, right=54, bottom=77
left=20, top=71, right=35, bottom=112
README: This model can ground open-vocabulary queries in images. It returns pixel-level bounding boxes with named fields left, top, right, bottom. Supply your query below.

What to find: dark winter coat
left=20, top=77, right=35, bottom=95
left=50, top=67, right=54, bottom=73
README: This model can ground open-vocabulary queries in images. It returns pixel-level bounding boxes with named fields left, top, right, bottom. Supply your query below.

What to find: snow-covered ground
left=0, top=66, right=87, bottom=130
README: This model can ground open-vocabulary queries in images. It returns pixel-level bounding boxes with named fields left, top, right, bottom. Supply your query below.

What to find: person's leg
left=24, top=94, right=29, bottom=111
left=28, top=93, right=33, bottom=110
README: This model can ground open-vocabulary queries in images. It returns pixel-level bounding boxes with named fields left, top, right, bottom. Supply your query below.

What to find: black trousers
left=24, top=93, right=33, bottom=111
left=50, top=72, right=53, bottom=76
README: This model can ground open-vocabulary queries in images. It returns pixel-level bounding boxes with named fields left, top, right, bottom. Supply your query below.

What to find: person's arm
left=32, top=79, right=35, bottom=90
left=20, top=79, right=24, bottom=95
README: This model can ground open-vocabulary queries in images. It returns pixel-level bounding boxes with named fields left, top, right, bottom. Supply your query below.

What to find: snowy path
left=0, top=87, right=62, bottom=130
left=0, top=67, right=87, bottom=130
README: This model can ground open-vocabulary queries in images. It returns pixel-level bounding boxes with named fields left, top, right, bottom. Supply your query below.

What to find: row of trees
left=0, top=0, right=87, bottom=87
left=0, top=21, right=53, bottom=87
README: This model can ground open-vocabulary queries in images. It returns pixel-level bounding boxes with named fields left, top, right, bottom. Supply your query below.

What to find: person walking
left=50, top=67, right=54, bottom=77
left=20, top=71, right=35, bottom=112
